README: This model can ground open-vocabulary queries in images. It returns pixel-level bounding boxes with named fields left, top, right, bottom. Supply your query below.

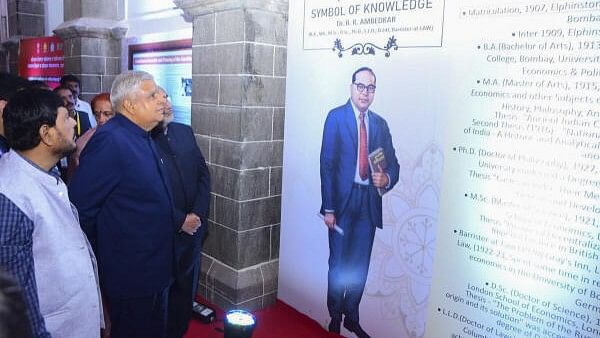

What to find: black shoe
left=343, top=319, right=371, bottom=338
left=328, top=318, right=341, bottom=333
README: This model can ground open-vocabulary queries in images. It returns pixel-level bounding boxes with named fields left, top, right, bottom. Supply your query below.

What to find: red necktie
left=359, top=112, right=368, bottom=180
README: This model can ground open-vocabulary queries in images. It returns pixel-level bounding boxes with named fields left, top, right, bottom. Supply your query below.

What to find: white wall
left=123, top=0, right=192, bottom=70
left=46, top=0, right=191, bottom=69
left=45, top=0, right=64, bottom=35
left=125, top=0, right=191, bottom=43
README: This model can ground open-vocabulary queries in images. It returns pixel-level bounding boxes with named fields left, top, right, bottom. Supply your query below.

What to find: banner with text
left=18, top=36, right=64, bottom=88
left=303, top=0, right=444, bottom=50
left=280, top=0, right=447, bottom=337
left=132, top=48, right=192, bottom=125
left=282, top=0, right=600, bottom=337
left=427, top=1, right=600, bottom=338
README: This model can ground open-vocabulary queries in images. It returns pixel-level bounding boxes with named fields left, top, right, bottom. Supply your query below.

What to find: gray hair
left=110, top=70, right=154, bottom=111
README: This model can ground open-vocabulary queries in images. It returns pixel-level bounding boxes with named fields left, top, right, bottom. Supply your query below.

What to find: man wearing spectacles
left=320, top=67, right=400, bottom=338
left=152, top=87, right=210, bottom=338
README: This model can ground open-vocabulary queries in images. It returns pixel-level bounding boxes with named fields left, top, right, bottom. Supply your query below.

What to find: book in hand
left=368, top=147, right=387, bottom=195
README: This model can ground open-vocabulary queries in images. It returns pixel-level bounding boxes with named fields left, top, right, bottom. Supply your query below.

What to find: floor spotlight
left=224, top=309, right=256, bottom=338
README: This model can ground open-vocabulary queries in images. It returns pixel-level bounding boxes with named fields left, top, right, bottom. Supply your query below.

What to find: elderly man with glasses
left=152, top=87, right=210, bottom=338
left=319, top=67, right=400, bottom=338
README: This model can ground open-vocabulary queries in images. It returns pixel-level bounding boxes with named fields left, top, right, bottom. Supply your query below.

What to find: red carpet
left=184, top=298, right=344, bottom=338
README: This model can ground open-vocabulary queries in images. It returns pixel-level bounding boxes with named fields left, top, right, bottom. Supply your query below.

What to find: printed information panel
left=132, top=49, right=192, bottom=125
left=18, top=36, right=64, bottom=88
left=281, top=1, right=448, bottom=337
left=303, top=0, right=446, bottom=50
left=427, top=1, right=600, bottom=338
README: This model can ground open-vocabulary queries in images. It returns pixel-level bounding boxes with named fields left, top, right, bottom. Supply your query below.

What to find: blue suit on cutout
left=320, top=99, right=399, bottom=323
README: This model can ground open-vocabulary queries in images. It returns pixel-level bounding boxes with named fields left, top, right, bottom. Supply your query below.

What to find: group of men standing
left=0, top=70, right=210, bottom=338
left=0, top=65, right=398, bottom=338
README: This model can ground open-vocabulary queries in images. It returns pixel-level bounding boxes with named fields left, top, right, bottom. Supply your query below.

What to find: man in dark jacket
left=153, top=87, right=210, bottom=338
left=70, top=70, right=173, bottom=338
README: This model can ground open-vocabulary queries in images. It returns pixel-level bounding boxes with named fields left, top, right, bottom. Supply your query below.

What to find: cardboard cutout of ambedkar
left=319, top=66, right=401, bottom=337
left=284, top=1, right=600, bottom=337
left=279, top=1, right=447, bottom=337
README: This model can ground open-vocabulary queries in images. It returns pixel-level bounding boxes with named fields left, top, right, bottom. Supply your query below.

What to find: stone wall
left=1, top=0, right=46, bottom=74
left=49, top=0, right=125, bottom=101
left=176, top=0, right=288, bottom=311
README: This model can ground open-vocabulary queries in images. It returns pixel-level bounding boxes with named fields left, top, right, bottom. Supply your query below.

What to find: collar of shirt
left=350, top=100, right=371, bottom=185
left=10, top=150, right=61, bottom=184
left=0, top=134, right=8, bottom=155
left=349, top=100, right=369, bottom=122
left=75, top=99, right=90, bottom=109
left=349, top=100, right=370, bottom=132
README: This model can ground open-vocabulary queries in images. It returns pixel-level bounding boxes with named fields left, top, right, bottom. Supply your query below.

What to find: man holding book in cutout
left=320, top=66, right=400, bottom=338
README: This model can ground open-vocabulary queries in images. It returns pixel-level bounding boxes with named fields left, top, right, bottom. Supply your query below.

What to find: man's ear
left=38, top=124, right=54, bottom=146
left=0, top=99, right=7, bottom=116
left=0, top=100, right=6, bottom=131
left=122, top=98, right=135, bottom=115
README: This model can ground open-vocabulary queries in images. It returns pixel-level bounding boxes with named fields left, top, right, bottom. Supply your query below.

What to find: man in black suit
left=153, top=87, right=211, bottom=338
left=320, top=67, right=400, bottom=338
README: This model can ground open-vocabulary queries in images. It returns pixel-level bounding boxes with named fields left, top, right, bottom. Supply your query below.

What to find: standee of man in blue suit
left=320, top=67, right=400, bottom=338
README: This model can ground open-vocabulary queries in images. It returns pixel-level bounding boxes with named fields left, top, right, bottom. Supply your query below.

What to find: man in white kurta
left=0, top=88, right=103, bottom=338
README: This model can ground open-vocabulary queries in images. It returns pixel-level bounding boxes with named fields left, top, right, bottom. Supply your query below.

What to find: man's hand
left=324, top=213, right=336, bottom=230
left=101, top=292, right=111, bottom=338
left=181, top=213, right=202, bottom=235
left=101, top=325, right=111, bottom=338
left=372, top=172, right=389, bottom=189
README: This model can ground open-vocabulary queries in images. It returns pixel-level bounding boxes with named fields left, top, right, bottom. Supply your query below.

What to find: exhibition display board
left=428, top=1, right=600, bottom=338
left=18, top=36, right=64, bottom=88
left=279, top=1, right=600, bottom=337
left=130, top=39, right=192, bottom=125
left=280, top=1, right=446, bottom=337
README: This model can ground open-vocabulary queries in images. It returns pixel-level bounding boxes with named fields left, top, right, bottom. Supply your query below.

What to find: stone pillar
left=1, top=0, right=46, bottom=73
left=175, top=0, right=288, bottom=311
left=53, top=0, right=126, bottom=101
left=0, top=39, right=19, bottom=74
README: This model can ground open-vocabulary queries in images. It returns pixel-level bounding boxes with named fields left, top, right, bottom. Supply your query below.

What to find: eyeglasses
left=354, top=83, right=376, bottom=94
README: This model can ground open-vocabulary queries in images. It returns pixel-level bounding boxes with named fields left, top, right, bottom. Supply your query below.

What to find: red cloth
left=184, top=298, right=343, bottom=338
